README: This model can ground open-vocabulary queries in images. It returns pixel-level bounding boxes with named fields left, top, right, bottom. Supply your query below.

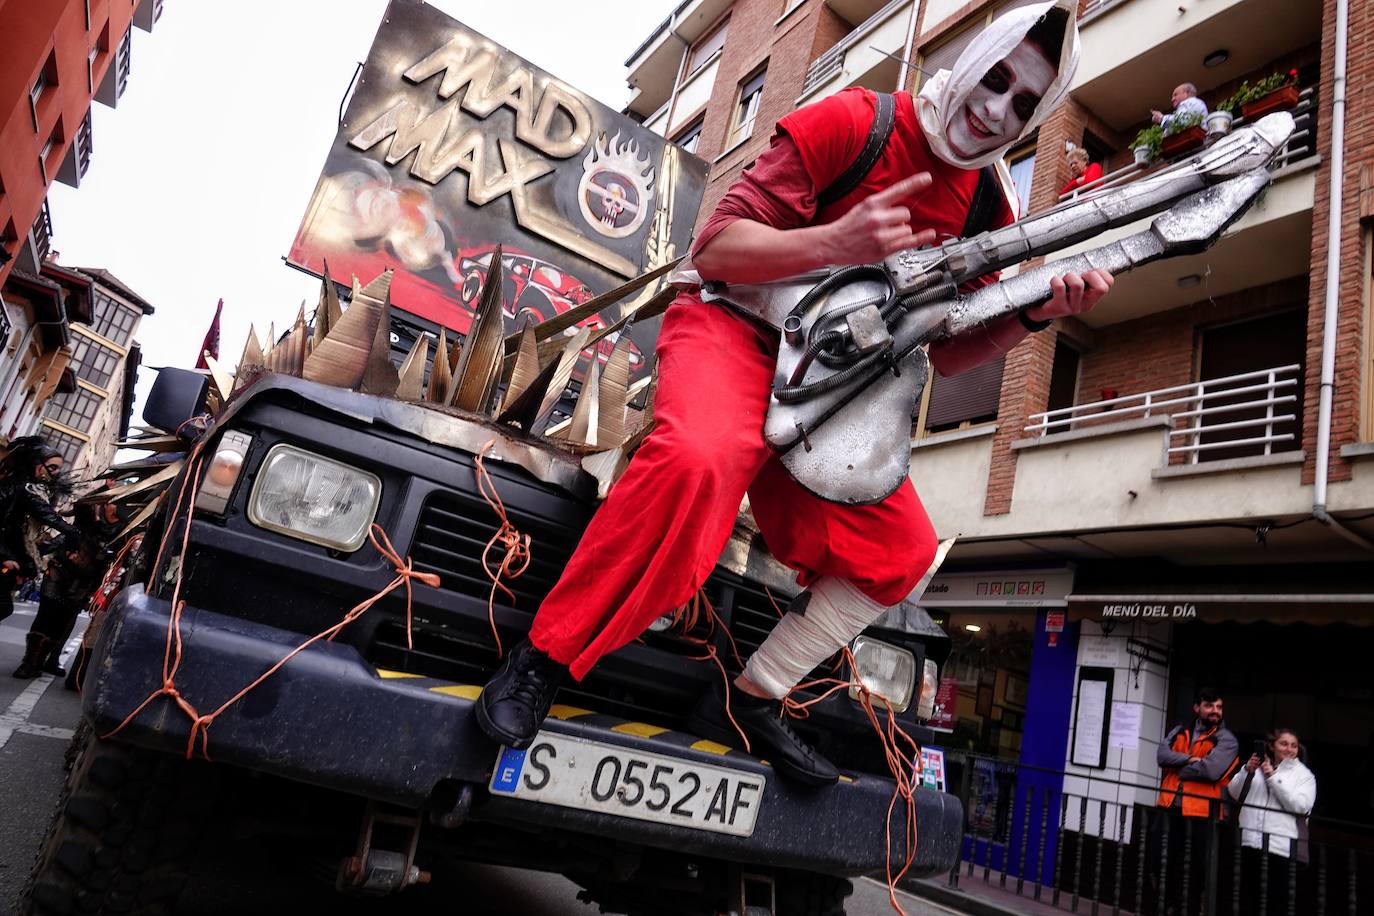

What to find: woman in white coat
left=1227, top=727, right=1317, bottom=913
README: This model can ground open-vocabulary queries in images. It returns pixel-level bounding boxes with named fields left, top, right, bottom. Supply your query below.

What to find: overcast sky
left=46, top=0, right=677, bottom=422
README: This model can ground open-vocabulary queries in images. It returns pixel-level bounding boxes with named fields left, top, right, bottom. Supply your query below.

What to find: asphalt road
left=0, top=604, right=961, bottom=916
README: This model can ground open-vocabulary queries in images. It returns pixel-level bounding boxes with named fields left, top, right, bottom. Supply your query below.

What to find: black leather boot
left=474, top=640, right=566, bottom=748
left=688, top=679, right=839, bottom=787
left=12, top=633, right=51, bottom=679
left=40, top=647, right=65, bottom=677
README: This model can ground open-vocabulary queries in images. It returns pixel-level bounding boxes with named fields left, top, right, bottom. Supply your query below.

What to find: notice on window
left=1071, top=678, right=1109, bottom=768
left=918, top=747, right=947, bottom=792
left=1109, top=702, right=1142, bottom=750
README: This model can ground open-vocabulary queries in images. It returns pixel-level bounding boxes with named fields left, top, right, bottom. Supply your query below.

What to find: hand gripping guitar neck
left=701, top=113, right=1296, bottom=505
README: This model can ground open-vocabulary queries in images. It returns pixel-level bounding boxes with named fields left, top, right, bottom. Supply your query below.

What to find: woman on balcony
left=1059, top=147, right=1102, bottom=196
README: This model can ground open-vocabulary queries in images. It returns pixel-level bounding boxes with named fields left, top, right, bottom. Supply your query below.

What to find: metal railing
left=1024, top=364, right=1300, bottom=464
left=1079, top=0, right=1134, bottom=24
left=946, top=752, right=1372, bottom=916
left=800, top=0, right=906, bottom=95
left=1058, top=85, right=1318, bottom=205
left=30, top=199, right=53, bottom=264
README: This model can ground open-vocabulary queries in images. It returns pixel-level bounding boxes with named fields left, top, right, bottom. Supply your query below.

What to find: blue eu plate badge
left=491, top=746, right=527, bottom=793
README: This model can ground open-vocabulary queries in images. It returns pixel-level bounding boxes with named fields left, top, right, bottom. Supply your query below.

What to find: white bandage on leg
left=742, top=576, right=893, bottom=699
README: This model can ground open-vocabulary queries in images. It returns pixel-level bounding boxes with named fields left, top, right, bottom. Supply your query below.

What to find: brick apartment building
left=623, top=0, right=1374, bottom=884
left=0, top=0, right=163, bottom=450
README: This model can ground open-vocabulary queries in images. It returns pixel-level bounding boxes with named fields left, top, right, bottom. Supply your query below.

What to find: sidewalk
left=904, top=874, right=1115, bottom=916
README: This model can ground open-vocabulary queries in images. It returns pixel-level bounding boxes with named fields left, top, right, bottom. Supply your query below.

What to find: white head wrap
left=916, top=0, right=1082, bottom=172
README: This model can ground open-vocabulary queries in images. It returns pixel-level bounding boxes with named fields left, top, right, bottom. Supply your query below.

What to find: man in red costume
left=477, top=0, right=1111, bottom=785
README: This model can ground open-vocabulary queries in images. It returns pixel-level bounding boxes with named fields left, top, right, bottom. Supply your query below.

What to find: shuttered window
left=924, top=356, right=1005, bottom=431
left=918, top=0, right=1050, bottom=88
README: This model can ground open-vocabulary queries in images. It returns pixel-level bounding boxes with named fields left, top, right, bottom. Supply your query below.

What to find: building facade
left=39, top=267, right=151, bottom=479
left=624, top=0, right=1374, bottom=883
left=0, top=0, right=163, bottom=452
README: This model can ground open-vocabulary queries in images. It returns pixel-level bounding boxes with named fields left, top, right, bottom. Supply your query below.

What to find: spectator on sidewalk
left=1228, top=727, right=1317, bottom=913
left=1151, top=82, right=1208, bottom=133
left=1059, top=147, right=1103, bottom=195
left=0, top=437, right=81, bottom=627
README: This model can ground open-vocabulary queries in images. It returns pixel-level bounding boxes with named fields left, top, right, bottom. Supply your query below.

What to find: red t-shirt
left=693, top=87, right=1016, bottom=260
left=1059, top=161, right=1104, bottom=196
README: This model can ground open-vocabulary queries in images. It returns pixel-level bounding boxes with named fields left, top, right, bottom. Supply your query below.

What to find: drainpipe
left=896, top=0, right=920, bottom=92
left=1311, top=0, right=1373, bottom=549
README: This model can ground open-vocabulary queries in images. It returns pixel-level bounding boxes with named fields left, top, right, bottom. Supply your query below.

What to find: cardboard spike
left=301, top=269, right=390, bottom=388
left=426, top=329, right=452, bottom=403
left=504, top=258, right=681, bottom=350
left=449, top=244, right=507, bottom=414
left=495, top=355, right=561, bottom=431
left=532, top=326, right=591, bottom=434
left=235, top=325, right=265, bottom=392
left=500, top=324, right=542, bottom=414
left=597, top=336, right=633, bottom=449
left=314, top=262, right=343, bottom=350
left=395, top=335, right=430, bottom=401
left=360, top=283, right=399, bottom=394
left=111, top=491, right=166, bottom=543
left=581, top=447, right=630, bottom=500
left=562, top=360, right=600, bottom=446
left=113, top=434, right=183, bottom=452
left=97, top=462, right=183, bottom=504
left=203, top=354, right=235, bottom=402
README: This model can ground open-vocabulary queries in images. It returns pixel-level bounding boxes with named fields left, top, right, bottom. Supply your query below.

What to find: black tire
left=19, top=730, right=221, bottom=916
left=774, top=870, right=853, bottom=916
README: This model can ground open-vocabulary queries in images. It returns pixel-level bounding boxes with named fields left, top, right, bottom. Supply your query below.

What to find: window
left=730, top=67, right=767, bottom=147
left=45, top=387, right=103, bottom=432
left=29, top=51, right=58, bottom=128
left=70, top=335, right=121, bottom=389
left=686, top=18, right=728, bottom=75
left=1195, top=309, right=1306, bottom=462
left=42, top=427, right=86, bottom=464
left=90, top=291, right=138, bottom=345
left=1008, top=146, right=1036, bottom=217
left=674, top=116, right=704, bottom=155
left=922, top=358, right=1005, bottom=433
left=1046, top=338, right=1081, bottom=414
left=780, top=0, right=806, bottom=17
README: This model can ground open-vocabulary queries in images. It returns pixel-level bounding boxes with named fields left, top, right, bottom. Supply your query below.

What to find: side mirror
left=143, top=367, right=209, bottom=433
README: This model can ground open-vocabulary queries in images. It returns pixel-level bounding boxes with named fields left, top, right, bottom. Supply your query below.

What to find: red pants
left=529, top=297, right=939, bottom=680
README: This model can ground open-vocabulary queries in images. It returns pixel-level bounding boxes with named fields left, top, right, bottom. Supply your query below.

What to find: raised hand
left=821, top=173, right=939, bottom=265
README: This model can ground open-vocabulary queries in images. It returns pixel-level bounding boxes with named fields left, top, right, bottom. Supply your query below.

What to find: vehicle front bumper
left=85, top=586, right=962, bottom=877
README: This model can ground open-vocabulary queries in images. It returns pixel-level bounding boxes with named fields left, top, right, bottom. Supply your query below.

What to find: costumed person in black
left=1, top=437, right=81, bottom=626
left=13, top=501, right=116, bottom=679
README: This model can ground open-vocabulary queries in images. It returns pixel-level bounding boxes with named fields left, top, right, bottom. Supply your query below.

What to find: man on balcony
left=1151, top=82, right=1209, bottom=132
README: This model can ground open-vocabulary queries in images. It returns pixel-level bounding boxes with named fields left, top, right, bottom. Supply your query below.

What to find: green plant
left=1224, top=68, right=1299, bottom=111
left=1163, top=110, right=1204, bottom=137
left=1131, top=124, right=1164, bottom=157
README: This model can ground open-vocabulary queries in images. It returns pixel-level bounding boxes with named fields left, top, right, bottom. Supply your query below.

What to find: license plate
left=489, top=733, right=765, bottom=837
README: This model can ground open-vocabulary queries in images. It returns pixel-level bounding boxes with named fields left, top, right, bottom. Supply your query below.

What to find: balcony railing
left=1079, top=0, right=1134, bottom=24
left=800, top=0, right=906, bottom=95
left=1058, top=84, right=1319, bottom=205
left=30, top=199, right=53, bottom=264
left=1025, top=364, right=1301, bottom=464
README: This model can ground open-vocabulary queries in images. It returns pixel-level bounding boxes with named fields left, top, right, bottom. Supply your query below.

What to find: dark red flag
left=194, top=299, right=223, bottom=369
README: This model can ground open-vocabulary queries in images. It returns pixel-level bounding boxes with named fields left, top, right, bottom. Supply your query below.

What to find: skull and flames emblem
left=577, top=131, right=656, bottom=239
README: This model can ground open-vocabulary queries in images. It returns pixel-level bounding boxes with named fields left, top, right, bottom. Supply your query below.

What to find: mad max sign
left=288, top=0, right=707, bottom=378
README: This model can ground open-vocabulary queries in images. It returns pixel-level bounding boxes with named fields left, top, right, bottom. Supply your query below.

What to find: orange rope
left=473, top=441, right=531, bottom=659
left=666, top=588, right=750, bottom=753
left=779, top=648, right=922, bottom=915
left=103, top=454, right=439, bottom=760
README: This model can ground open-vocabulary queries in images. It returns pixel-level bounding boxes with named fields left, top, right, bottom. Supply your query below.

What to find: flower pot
left=1240, top=84, right=1300, bottom=120
left=1161, top=125, right=1206, bottom=158
left=1204, top=110, right=1233, bottom=143
left=1133, top=145, right=1155, bottom=168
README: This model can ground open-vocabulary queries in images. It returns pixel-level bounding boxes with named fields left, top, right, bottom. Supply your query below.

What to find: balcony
left=56, top=108, right=94, bottom=189
left=799, top=0, right=911, bottom=101
left=1072, top=0, right=1321, bottom=133
left=133, top=0, right=164, bottom=32
left=1024, top=365, right=1302, bottom=466
left=624, top=0, right=734, bottom=120
left=1044, top=86, right=1318, bottom=327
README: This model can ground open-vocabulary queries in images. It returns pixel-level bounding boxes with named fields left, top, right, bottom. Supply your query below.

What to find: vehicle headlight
left=916, top=658, right=939, bottom=720
left=246, top=444, right=381, bottom=551
left=848, top=635, right=916, bottom=713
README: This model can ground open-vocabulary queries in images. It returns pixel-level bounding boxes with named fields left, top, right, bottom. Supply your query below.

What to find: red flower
left=1289, top=68, right=1298, bottom=77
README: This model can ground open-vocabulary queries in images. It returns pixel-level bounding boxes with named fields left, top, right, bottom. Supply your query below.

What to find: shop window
left=921, top=357, right=1004, bottom=434
left=729, top=66, right=767, bottom=148
left=686, top=17, right=728, bottom=76
left=1195, top=308, right=1306, bottom=462
left=936, top=609, right=1036, bottom=763
left=1046, top=337, right=1081, bottom=415
left=1008, top=144, right=1036, bottom=217
left=674, top=116, right=704, bottom=155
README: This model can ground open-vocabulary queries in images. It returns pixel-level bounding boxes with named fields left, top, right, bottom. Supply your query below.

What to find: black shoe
left=12, top=633, right=50, bottom=679
left=687, top=680, right=839, bottom=787
left=41, top=659, right=66, bottom=677
left=474, top=640, right=565, bottom=749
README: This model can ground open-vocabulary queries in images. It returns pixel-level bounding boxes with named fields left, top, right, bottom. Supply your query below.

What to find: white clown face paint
left=945, top=38, right=1057, bottom=159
